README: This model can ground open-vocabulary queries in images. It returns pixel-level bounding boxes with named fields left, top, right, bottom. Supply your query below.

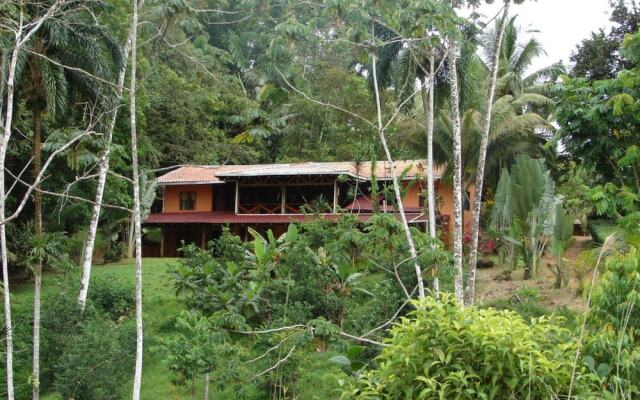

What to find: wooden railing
left=238, top=203, right=281, bottom=214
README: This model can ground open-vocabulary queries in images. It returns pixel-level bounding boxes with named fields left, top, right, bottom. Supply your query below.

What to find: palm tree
left=486, top=16, right=565, bottom=101
left=398, top=17, right=560, bottom=191
left=4, top=2, right=121, bottom=397
left=432, top=92, right=551, bottom=191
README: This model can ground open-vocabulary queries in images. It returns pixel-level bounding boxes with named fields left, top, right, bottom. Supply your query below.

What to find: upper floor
left=153, top=161, right=442, bottom=216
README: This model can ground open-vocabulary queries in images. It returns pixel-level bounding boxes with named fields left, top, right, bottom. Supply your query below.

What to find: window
left=180, top=191, right=196, bottom=210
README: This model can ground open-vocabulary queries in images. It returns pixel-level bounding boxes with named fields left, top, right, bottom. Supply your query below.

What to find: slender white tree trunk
left=32, top=108, right=43, bottom=400
left=421, top=54, right=439, bottom=296
left=204, top=373, right=210, bottom=400
left=129, top=1, right=144, bottom=398
left=77, top=0, right=146, bottom=311
left=1, top=33, right=21, bottom=400
left=31, top=261, right=41, bottom=400
left=371, top=53, right=425, bottom=300
left=464, top=1, right=511, bottom=306
left=127, top=215, right=135, bottom=258
left=448, top=40, right=464, bottom=305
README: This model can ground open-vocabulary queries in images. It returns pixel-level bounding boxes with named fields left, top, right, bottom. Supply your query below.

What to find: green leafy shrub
left=88, top=276, right=135, bottom=319
left=588, top=219, right=618, bottom=244
left=583, top=246, right=640, bottom=398
left=0, top=278, right=137, bottom=400
left=44, top=280, right=136, bottom=400
left=103, top=239, right=124, bottom=263
left=590, top=247, right=640, bottom=332
left=344, top=295, right=594, bottom=399
left=53, top=318, right=135, bottom=400
left=583, top=330, right=640, bottom=398
left=515, top=286, right=540, bottom=302
left=156, top=310, right=250, bottom=395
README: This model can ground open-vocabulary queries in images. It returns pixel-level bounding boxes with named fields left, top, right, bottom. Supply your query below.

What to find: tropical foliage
left=343, top=295, right=594, bottom=399
left=2, top=1, right=640, bottom=399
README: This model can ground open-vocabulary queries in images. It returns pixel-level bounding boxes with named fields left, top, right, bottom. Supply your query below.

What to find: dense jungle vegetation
left=1, top=0, right=640, bottom=399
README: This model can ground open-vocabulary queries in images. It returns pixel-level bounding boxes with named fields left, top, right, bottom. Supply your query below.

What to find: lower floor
left=143, top=223, right=292, bottom=257
left=143, top=213, right=451, bottom=257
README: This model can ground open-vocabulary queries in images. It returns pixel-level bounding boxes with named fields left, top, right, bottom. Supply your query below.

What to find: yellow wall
left=437, top=181, right=476, bottom=240
left=164, top=185, right=213, bottom=212
left=403, top=183, right=422, bottom=208
left=394, top=181, right=475, bottom=246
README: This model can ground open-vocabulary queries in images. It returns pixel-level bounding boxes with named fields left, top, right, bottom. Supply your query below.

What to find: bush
left=0, top=278, right=137, bottom=400
left=583, top=330, right=640, bottom=398
left=588, top=219, right=618, bottom=244
left=515, top=286, right=540, bottom=302
left=343, top=295, right=594, bottom=399
left=53, top=318, right=135, bottom=400
left=590, top=248, right=640, bottom=333
left=103, top=239, right=124, bottom=264
left=585, top=247, right=640, bottom=398
left=88, top=276, right=135, bottom=320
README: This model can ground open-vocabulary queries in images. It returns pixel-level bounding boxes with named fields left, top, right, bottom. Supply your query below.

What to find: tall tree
left=572, top=0, right=640, bottom=79
left=448, top=38, right=464, bottom=304
left=424, top=54, right=439, bottom=293
left=128, top=0, right=144, bottom=398
left=371, top=51, right=426, bottom=299
left=465, top=0, right=511, bottom=306
left=78, top=0, right=146, bottom=311
left=0, top=2, right=68, bottom=398
left=492, top=16, right=564, bottom=101
left=7, top=4, right=122, bottom=395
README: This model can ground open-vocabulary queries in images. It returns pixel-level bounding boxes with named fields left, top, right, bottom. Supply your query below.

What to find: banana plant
left=247, top=224, right=298, bottom=280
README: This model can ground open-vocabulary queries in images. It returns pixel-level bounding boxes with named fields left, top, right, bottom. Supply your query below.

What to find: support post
left=160, top=229, right=164, bottom=257
left=234, top=181, right=239, bottom=214
left=281, top=185, right=286, bottom=214
left=201, top=225, right=206, bottom=250
left=333, top=179, right=338, bottom=213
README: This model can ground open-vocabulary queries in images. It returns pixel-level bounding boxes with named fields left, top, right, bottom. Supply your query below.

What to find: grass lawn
left=6, top=257, right=352, bottom=399
left=7, top=257, right=193, bottom=399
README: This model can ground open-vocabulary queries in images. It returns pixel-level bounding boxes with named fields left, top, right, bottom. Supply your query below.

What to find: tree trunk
left=203, top=373, right=210, bottom=400
left=371, top=53, right=425, bottom=300
left=421, top=54, right=439, bottom=295
left=465, top=0, right=511, bottom=307
left=77, top=0, right=147, bottom=311
left=448, top=40, right=464, bottom=305
left=127, top=214, right=135, bottom=258
left=130, top=1, right=144, bottom=398
left=32, top=109, right=43, bottom=400
left=1, top=35, right=21, bottom=400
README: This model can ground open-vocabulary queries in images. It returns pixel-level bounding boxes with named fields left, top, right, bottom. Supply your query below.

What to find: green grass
left=8, top=258, right=353, bottom=400
left=8, top=257, right=191, bottom=399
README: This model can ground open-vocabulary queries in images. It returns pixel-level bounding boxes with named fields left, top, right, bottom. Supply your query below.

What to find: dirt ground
left=475, top=235, right=594, bottom=312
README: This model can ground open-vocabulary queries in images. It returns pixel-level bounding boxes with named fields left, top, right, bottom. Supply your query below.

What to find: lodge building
left=143, top=160, right=474, bottom=257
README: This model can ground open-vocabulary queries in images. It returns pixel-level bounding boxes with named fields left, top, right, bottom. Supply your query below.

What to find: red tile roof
left=155, top=166, right=222, bottom=185
left=144, top=211, right=427, bottom=224
left=156, top=161, right=444, bottom=185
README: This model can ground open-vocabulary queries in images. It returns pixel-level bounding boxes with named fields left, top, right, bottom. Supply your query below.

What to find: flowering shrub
left=479, top=237, right=497, bottom=256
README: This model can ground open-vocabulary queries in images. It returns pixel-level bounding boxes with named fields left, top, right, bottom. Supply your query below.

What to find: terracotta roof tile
left=156, top=160, right=444, bottom=184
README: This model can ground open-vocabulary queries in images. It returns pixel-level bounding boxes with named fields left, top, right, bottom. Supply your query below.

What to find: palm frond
left=511, top=93, right=554, bottom=109
left=512, top=37, right=545, bottom=75
left=523, top=61, right=566, bottom=87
